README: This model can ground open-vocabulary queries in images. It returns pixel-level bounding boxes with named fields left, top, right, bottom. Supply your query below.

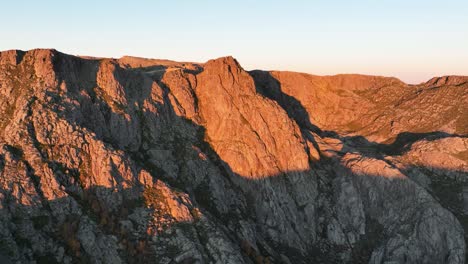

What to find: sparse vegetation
left=240, top=240, right=272, bottom=264
left=78, top=152, right=92, bottom=186
left=143, top=186, right=166, bottom=210
left=58, top=216, right=81, bottom=258
left=351, top=217, right=385, bottom=263
left=32, top=215, right=49, bottom=229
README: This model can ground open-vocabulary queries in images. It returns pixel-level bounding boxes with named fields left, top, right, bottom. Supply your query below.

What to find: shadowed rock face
left=0, top=49, right=466, bottom=264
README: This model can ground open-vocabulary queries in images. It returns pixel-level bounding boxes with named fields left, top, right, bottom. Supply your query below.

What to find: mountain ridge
left=0, top=48, right=466, bottom=264
left=3, top=48, right=465, bottom=85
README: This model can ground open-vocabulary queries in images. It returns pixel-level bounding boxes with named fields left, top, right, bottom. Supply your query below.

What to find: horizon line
left=2, top=47, right=466, bottom=86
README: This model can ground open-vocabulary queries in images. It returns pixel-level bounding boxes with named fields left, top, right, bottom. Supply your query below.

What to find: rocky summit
left=0, top=49, right=467, bottom=264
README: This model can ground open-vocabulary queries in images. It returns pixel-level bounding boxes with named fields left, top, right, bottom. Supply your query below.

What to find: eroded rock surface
left=0, top=49, right=466, bottom=263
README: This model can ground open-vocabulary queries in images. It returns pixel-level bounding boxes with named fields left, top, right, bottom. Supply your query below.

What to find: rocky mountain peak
left=0, top=50, right=26, bottom=66
left=0, top=49, right=466, bottom=264
left=199, top=56, right=255, bottom=94
left=204, top=56, right=241, bottom=69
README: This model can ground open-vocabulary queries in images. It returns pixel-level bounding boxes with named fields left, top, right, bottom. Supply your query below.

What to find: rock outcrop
left=0, top=49, right=466, bottom=263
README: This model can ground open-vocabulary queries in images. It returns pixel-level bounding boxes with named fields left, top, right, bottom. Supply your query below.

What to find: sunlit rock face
left=0, top=49, right=466, bottom=264
left=195, top=56, right=310, bottom=178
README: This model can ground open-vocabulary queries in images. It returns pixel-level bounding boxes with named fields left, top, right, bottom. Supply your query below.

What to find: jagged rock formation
left=0, top=49, right=466, bottom=264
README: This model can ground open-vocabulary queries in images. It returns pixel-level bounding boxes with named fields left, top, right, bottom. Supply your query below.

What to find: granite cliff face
left=0, top=49, right=466, bottom=264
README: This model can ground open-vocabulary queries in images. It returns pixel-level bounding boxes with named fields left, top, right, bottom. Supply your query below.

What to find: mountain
left=0, top=49, right=466, bottom=264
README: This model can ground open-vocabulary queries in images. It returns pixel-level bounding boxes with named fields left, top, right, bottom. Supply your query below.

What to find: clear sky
left=1, top=0, right=467, bottom=83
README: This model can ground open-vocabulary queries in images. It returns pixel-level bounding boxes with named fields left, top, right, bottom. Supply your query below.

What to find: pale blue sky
left=1, top=0, right=467, bottom=83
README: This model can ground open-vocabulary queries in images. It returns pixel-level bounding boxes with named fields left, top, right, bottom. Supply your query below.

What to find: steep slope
left=0, top=49, right=466, bottom=264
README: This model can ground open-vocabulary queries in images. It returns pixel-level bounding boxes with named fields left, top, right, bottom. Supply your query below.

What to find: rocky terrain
left=0, top=49, right=466, bottom=264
